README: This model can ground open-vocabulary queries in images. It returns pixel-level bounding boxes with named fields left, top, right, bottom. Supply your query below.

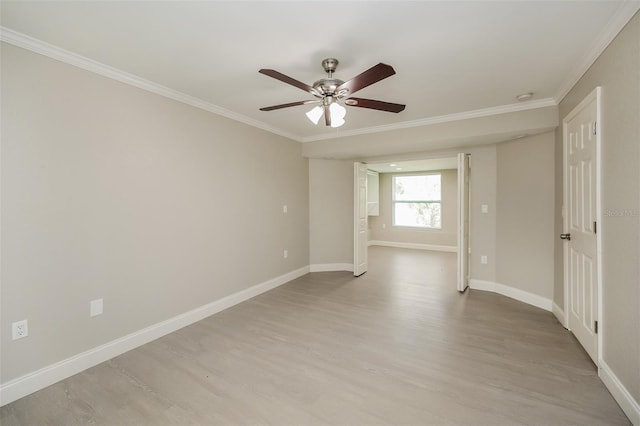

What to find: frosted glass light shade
left=306, top=103, right=346, bottom=127
left=330, top=117, right=345, bottom=128
left=305, top=106, right=323, bottom=125
left=330, top=102, right=346, bottom=118
left=329, top=102, right=346, bottom=128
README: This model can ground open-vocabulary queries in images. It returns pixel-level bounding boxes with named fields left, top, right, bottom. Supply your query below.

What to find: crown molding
left=0, top=27, right=302, bottom=142
left=3, top=25, right=556, bottom=145
left=302, top=0, right=638, bottom=143
left=554, top=0, right=640, bottom=104
left=4, top=0, right=635, bottom=146
left=299, top=98, right=558, bottom=143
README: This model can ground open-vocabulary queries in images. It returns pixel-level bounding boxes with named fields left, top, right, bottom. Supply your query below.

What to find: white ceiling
left=368, top=157, right=458, bottom=174
left=1, top=1, right=638, bottom=143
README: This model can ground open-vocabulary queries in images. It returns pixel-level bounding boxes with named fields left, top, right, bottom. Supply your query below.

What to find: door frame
left=562, top=86, right=602, bottom=365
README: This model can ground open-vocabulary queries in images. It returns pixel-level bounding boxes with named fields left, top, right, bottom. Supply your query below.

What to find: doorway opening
left=354, top=154, right=470, bottom=290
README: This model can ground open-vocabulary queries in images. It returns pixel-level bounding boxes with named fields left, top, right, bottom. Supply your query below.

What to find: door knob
left=560, top=233, right=571, bottom=241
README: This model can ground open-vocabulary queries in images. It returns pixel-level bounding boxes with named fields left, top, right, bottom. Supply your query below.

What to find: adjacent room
left=1, top=1, right=639, bottom=425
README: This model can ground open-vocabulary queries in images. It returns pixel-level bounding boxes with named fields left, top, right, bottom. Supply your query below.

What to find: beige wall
left=369, top=169, right=458, bottom=247
left=1, top=43, right=309, bottom=382
left=306, top=131, right=558, bottom=305
left=302, top=107, right=558, bottom=159
left=306, top=133, right=558, bottom=303
left=308, top=159, right=354, bottom=266
left=307, top=145, right=498, bottom=284
left=466, top=145, right=498, bottom=283
left=496, top=133, right=555, bottom=299
left=555, top=11, right=640, bottom=402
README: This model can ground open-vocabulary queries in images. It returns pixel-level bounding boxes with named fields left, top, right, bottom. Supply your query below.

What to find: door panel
left=457, top=153, right=470, bottom=292
left=564, top=89, right=599, bottom=364
left=354, top=163, right=368, bottom=276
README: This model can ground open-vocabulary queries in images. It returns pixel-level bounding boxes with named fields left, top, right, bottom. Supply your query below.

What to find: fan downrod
left=313, top=58, right=345, bottom=96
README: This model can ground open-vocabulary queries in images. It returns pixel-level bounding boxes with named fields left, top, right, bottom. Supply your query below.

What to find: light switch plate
left=90, top=299, right=103, bottom=317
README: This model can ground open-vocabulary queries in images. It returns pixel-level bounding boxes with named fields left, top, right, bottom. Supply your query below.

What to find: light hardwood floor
left=0, top=247, right=630, bottom=425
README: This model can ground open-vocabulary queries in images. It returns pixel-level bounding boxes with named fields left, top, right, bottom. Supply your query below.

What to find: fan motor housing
left=313, top=78, right=345, bottom=96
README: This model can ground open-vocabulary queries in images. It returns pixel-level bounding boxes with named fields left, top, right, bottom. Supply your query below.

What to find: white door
left=563, top=87, right=600, bottom=364
left=457, top=153, right=470, bottom=292
left=354, top=162, right=368, bottom=276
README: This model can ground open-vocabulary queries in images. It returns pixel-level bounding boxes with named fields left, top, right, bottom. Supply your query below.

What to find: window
left=392, top=174, right=441, bottom=228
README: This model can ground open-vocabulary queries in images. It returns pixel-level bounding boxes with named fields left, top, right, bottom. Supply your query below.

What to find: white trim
left=3, top=0, right=639, bottom=147
left=0, top=25, right=557, bottom=144
left=0, top=27, right=300, bottom=142
left=369, top=240, right=457, bottom=253
left=599, top=360, right=640, bottom=425
left=554, top=2, right=640, bottom=103
left=552, top=302, right=567, bottom=328
left=309, top=263, right=354, bottom=272
left=595, top=88, right=604, bottom=370
left=300, top=99, right=557, bottom=143
left=469, top=279, right=553, bottom=312
left=0, top=266, right=309, bottom=406
left=0, top=28, right=556, bottom=145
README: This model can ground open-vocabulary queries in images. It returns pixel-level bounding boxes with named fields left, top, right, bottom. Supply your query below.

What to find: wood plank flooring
left=0, top=247, right=630, bottom=425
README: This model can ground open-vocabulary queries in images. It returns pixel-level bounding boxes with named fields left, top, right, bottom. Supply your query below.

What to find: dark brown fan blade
left=259, top=69, right=320, bottom=96
left=324, top=104, right=331, bottom=126
left=259, top=100, right=320, bottom=111
left=345, top=97, right=405, bottom=113
left=336, top=63, right=396, bottom=96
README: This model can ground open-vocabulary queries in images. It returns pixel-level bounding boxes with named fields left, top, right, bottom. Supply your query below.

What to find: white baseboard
left=0, top=266, right=310, bottom=407
left=309, top=263, right=354, bottom=272
left=552, top=302, right=567, bottom=328
left=369, top=240, right=457, bottom=253
left=599, top=360, right=640, bottom=425
left=469, top=279, right=553, bottom=312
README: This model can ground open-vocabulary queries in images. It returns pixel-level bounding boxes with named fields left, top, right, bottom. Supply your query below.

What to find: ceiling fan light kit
left=259, top=58, right=405, bottom=128
left=305, top=106, right=324, bottom=125
left=329, top=102, right=346, bottom=128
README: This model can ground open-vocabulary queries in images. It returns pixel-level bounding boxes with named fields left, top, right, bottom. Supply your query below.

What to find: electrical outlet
left=12, top=320, right=28, bottom=340
left=481, top=255, right=488, bottom=265
left=481, top=204, right=489, bottom=213
left=283, top=249, right=288, bottom=259
left=283, top=205, right=288, bottom=214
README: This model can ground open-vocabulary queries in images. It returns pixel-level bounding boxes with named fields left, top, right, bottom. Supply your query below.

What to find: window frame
left=391, top=173, right=443, bottom=229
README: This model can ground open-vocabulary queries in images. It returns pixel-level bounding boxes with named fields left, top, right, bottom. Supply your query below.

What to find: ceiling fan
left=259, top=58, right=405, bottom=128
